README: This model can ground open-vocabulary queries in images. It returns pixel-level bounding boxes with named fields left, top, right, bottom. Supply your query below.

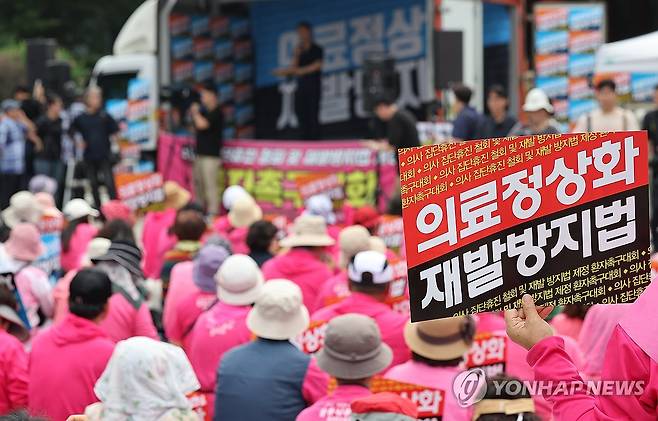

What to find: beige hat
left=338, top=225, right=371, bottom=268
left=63, top=198, right=99, bottom=221
left=215, top=254, right=264, bottom=305
left=163, top=181, right=191, bottom=210
left=404, top=316, right=475, bottom=360
left=280, top=215, right=335, bottom=248
left=368, top=236, right=387, bottom=254
left=246, top=279, right=309, bottom=340
left=316, top=314, right=393, bottom=380
left=2, top=191, right=43, bottom=228
left=228, top=196, right=263, bottom=228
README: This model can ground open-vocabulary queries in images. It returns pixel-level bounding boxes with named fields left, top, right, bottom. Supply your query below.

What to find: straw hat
left=228, top=196, right=262, bottom=229
left=246, top=279, right=309, bottom=340
left=316, top=314, right=392, bottom=380
left=215, top=254, right=264, bottom=305
left=522, top=88, right=553, bottom=113
left=404, top=316, right=475, bottom=360
left=338, top=225, right=371, bottom=268
left=162, top=181, right=191, bottom=210
left=4, top=223, right=45, bottom=261
left=63, top=199, right=99, bottom=221
left=280, top=215, right=335, bottom=248
left=2, top=191, right=43, bottom=228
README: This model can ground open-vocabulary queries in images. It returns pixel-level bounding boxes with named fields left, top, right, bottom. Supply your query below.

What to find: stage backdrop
left=250, top=0, right=432, bottom=139
left=157, top=132, right=399, bottom=218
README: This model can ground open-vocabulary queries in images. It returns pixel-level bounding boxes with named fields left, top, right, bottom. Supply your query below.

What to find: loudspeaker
left=433, top=31, right=463, bottom=89
left=362, top=54, right=398, bottom=113
left=27, top=39, right=57, bottom=86
left=46, top=60, right=71, bottom=97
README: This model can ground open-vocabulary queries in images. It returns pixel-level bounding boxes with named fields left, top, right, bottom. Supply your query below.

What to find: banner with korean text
left=221, top=140, right=398, bottom=219
left=400, top=132, right=650, bottom=322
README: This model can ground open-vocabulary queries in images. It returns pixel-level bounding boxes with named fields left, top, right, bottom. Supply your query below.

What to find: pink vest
left=163, top=261, right=195, bottom=339
left=296, top=385, right=371, bottom=421
left=551, top=313, right=584, bottom=341
left=98, top=294, right=158, bottom=342
left=385, top=361, right=472, bottom=421
left=168, top=290, right=216, bottom=347
left=313, top=271, right=349, bottom=310
left=60, top=223, right=97, bottom=273
left=187, top=302, right=252, bottom=419
left=0, top=330, right=28, bottom=415
left=142, top=209, right=177, bottom=278
left=312, top=293, right=410, bottom=367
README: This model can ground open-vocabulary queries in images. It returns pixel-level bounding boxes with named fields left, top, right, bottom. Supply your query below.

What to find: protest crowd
left=0, top=11, right=658, bottom=421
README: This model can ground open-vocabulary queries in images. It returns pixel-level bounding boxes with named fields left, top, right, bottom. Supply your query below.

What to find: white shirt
left=573, top=107, right=640, bottom=133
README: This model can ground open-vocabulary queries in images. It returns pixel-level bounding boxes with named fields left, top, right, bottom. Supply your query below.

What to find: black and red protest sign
left=400, top=132, right=651, bottom=322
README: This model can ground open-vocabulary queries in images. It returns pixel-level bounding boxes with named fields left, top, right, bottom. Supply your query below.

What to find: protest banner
left=376, top=215, right=405, bottom=254
left=465, top=332, right=507, bottom=377
left=295, top=172, right=345, bottom=201
left=115, top=172, right=165, bottom=211
left=400, top=132, right=650, bottom=322
left=35, top=214, right=63, bottom=282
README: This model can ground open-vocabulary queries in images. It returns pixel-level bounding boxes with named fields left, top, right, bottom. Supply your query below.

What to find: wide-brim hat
left=404, top=316, right=474, bottom=360
left=316, top=314, right=393, bottom=379
left=91, top=241, right=144, bottom=278
left=217, top=272, right=264, bottom=306
left=280, top=214, right=335, bottom=248
left=4, top=223, right=45, bottom=261
left=246, top=279, right=309, bottom=340
left=2, top=191, right=43, bottom=228
left=163, top=181, right=191, bottom=210
left=228, top=196, right=262, bottom=228
left=0, top=305, right=29, bottom=341
left=216, top=254, right=264, bottom=306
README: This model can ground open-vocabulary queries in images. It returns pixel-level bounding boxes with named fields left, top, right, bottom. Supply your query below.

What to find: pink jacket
left=474, top=312, right=506, bottom=333
left=528, top=332, right=658, bottom=420
left=312, top=292, right=410, bottom=367
left=213, top=216, right=231, bottom=235
left=227, top=226, right=250, bottom=255
left=28, top=314, right=114, bottom=421
left=142, top=209, right=177, bottom=278
left=60, top=223, right=97, bottom=273
left=551, top=313, right=584, bottom=341
left=385, top=361, right=472, bottom=421
left=578, top=304, right=631, bottom=380
left=506, top=333, right=584, bottom=420
left=187, top=302, right=252, bottom=417
left=296, top=384, right=371, bottom=421
left=98, top=294, right=158, bottom=342
left=167, top=290, right=216, bottom=347
left=0, top=330, right=28, bottom=415
left=162, top=261, right=195, bottom=338
left=262, top=248, right=333, bottom=313
left=313, top=271, right=349, bottom=310
left=15, top=266, right=53, bottom=328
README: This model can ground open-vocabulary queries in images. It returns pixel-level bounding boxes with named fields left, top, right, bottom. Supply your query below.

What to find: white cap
left=215, top=254, right=264, bottom=306
left=522, top=88, right=553, bottom=113
left=63, top=199, right=100, bottom=221
left=348, top=250, right=393, bottom=285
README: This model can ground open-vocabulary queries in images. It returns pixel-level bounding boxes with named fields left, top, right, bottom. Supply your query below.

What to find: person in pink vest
left=60, top=199, right=99, bottom=273
left=297, top=314, right=392, bottom=421
left=91, top=241, right=158, bottom=342
left=0, top=223, right=53, bottom=329
left=577, top=303, right=631, bottom=380
left=312, top=250, right=410, bottom=367
left=52, top=238, right=111, bottom=323
left=550, top=304, right=590, bottom=341
left=222, top=196, right=263, bottom=255
left=505, top=291, right=658, bottom=420
left=314, top=225, right=372, bottom=310
left=187, top=253, right=264, bottom=417
left=262, top=214, right=334, bottom=312
left=0, top=292, right=29, bottom=415
left=385, top=316, right=475, bottom=420
left=29, top=269, right=115, bottom=421
left=166, top=243, right=230, bottom=347
left=142, top=181, right=191, bottom=278
left=213, top=184, right=252, bottom=234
